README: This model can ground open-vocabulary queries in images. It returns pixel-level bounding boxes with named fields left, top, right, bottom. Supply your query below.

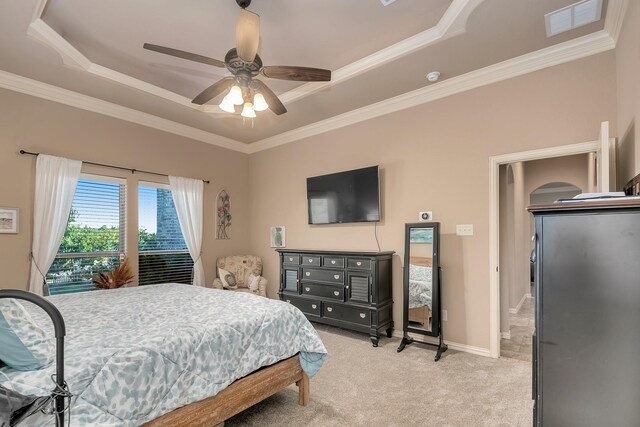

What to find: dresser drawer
left=283, top=253, right=300, bottom=265
left=283, top=297, right=321, bottom=316
left=302, top=268, right=344, bottom=284
left=347, top=257, right=372, bottom=270
left=302, top=255, right=322, bottom=266
left=302, top=283, right=344, bottom=301
left=323, top=303, right=371, bottom=326
left=323, top=256, right=345, bottom=268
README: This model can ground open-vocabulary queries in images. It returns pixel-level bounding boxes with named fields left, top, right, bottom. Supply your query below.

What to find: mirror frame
left=403, top=222, right=440, bottom=337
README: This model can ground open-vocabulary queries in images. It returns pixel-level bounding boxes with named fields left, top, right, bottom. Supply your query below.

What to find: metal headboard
left=0, top=289, right=67, bottom=427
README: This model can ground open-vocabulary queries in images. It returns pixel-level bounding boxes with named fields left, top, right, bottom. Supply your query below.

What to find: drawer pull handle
left=356, top=261, right=362, bottom=266
left=305, top=287, right=310, bottom=292
left=286, top=300, right=291, bottom=303
left=334, top=274, right=340, bottom=280
left=327, top=307, right=333, bottom=312
left=331, top=260, right=336, bottom=264
left=308, top=258, right=313, bottom=263
left=311, top=304, right=317, bottom=309
left=333, top=291, right=340, bottom=296
left=360, top=313, right=366, bottom=318
left=289, top=257, right=294, bottom=262
left=305, top=272, right=311, bottom=277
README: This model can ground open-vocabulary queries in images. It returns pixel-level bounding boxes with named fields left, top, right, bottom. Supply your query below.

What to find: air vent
left=544, top=0, right=603, bottom=37
left=380, top=0, right=397, bottom=6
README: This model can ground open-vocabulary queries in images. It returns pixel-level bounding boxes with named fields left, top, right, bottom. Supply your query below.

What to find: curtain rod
left=19, top=150, right=210, bottom=184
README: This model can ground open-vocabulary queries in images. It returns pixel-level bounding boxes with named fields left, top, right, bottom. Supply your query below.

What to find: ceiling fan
left=143, top=0, right=331, bottom=117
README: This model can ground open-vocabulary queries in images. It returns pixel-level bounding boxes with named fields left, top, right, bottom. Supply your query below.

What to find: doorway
left=489, top=140, right=599, bottom=358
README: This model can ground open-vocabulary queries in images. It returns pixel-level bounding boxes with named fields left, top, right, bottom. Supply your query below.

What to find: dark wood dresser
left=529, top=199, right=640, bottom=426
left=277, top=249, right=394, bottom=346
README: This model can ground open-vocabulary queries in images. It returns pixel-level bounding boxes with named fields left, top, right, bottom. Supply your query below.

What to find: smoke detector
left=426, top=71, right=441, bottom=83
left=380, top=0, right=397, bottom=5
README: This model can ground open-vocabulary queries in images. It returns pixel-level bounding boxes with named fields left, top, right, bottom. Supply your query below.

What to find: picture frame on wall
left=270, top=226, right=285, bottom=248
left=0, top=207, right=19, bottom=234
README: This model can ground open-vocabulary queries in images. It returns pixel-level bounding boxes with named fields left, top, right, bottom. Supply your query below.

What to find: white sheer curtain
left=29, top=155, right=82, bottom=295
left=169, top=176, right=205, bottom=286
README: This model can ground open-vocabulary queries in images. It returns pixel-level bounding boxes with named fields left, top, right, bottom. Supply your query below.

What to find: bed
left=408, top=256, right=433, bottom=328
left=0, top=284, right=327, bottom=426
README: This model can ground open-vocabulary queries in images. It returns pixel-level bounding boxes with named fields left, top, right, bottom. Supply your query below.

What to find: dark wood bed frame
left=143, top=355, right=309, bottom=427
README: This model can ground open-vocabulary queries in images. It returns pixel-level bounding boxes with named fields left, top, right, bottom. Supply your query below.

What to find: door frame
left=488, top=140, right=598, bottom=358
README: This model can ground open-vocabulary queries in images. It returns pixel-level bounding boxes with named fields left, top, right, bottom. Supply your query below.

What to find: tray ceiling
left=0, top=0, right=619, bottom=151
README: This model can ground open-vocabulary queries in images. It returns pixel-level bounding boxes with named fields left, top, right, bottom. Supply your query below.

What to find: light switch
left=442, top=310, right=448, bottom=321
left=456, top=224, right=474, bottom=236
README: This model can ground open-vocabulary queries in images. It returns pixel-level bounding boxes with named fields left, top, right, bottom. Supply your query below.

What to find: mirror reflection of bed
left=408, top=255, right=433, bottom=332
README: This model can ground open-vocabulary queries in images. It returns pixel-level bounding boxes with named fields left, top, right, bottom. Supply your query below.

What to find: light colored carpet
left=226, top=325, right=533, bottom=426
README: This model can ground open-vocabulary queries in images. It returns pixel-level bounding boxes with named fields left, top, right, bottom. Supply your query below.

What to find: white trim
left=28, top=0, right=484, bottom=109
left=0, top=70, right=250, bottom=153
left=80, top=172, right=126, bottom=185
left=501, top=331, right=511, bottom=340
left=489, top=140, right=600, bottom=358
left=391, top=330, right=491, bottom=358
left=4, top=1, right=623, bottom=155
left=604, top=0, right=629, bottom=43
left=246, top=31, right=614, bottom=153
left=27, top=19, right=91, bottom=71
left=279, top=0, right=484, bottom=104
left=138, top=180, right=170, bottom=190
left=509, top=293, right=531, bottom=314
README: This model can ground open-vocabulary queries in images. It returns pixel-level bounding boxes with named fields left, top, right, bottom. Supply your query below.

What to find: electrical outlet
left=418, top=211, right=433, bottom=221
left=456, top=224, right=474, bottom=236
left=442, top=310, right=448, bottom=321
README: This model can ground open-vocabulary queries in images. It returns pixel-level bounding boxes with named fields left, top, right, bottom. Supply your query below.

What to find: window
left=47, top=175, right=126, bottom=295
left=138, top=183, right=193, bottom=285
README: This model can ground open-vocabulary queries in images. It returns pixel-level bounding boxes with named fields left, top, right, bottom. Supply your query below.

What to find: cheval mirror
left=397, top=222, right=447, bottom=361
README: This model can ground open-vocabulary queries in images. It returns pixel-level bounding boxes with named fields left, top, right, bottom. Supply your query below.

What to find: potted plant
left=93, top=258, right=135, bottom=289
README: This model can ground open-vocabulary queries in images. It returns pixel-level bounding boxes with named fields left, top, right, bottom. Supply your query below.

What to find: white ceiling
left=0, top=0, right=620, bottom=151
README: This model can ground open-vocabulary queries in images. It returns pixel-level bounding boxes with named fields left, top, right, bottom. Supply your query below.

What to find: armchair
left=211, top=255, right=268, bottom=297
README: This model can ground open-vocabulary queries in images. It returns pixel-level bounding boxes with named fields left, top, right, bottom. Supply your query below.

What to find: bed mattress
left=0, top=284, right=327, bottom=426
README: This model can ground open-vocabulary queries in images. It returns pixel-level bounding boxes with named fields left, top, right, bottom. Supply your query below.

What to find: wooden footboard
left=144, top=355, right=308, bottom=427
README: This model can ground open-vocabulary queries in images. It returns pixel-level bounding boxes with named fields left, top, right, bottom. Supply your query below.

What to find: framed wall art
left=0, top=207, right=19, bottom=234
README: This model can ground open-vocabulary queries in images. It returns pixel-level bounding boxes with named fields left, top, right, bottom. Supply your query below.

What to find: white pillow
left=248, top=274, right=261, bottom=292
left=0, top=299, right=55, bottom=371
left=218, top=268, right=237, bottom=289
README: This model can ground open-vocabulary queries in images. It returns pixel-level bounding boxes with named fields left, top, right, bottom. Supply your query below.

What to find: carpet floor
left=226, top=325, right=533, bottom=426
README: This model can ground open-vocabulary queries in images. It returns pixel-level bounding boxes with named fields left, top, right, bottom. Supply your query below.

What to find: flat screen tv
left=307, top=166, right=380, bottom=224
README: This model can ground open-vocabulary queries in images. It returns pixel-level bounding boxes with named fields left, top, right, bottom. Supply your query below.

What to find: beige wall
left=0, top=88, right=250, bottom=291
left=0, top=49, right=620, bottom=351
left=616, top=0, right=640, bottom=185
left=248, top=52, right=617, bottom=350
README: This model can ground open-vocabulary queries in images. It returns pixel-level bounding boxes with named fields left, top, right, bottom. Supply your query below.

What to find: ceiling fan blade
left=262, top=66, right=331, bottom=82
left=192, top=77, right=235, bottom=105
left=253, top=80, right=286, bottom=115
left=236, top=8, right=260, bottom=63
left=143, top=43, right=226, bottom=68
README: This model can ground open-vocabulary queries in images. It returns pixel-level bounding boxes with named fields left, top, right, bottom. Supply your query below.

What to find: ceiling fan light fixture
left=241, top=102, right=256, bottom=118
left=228, top=85, right=244, bottom=105
left=253, top=92, right=269, bottom=111
left=219, top=96, right=236, bottom=113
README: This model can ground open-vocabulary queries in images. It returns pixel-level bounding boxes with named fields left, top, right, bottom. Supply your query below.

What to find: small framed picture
left=0, top=207, right=19, bottom=234
left=270, top=226, right=286, bottom=248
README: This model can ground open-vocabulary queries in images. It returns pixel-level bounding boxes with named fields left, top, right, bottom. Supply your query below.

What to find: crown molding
left=246, top=30, right=615, bottom=153
left=6, top=0, right=624, bottom=156
left=604, top=0, right=629, bottom=43
left=0, top=70, right=250, bottom=153
left=278, top=0, right=484, bottom=104
left=27, top=0, right=484, bottom=110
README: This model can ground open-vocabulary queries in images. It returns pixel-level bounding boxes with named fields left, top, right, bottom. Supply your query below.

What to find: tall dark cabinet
left=277, top=249, right=394, bottom=346
left=530, top=200, right=640, bottom=427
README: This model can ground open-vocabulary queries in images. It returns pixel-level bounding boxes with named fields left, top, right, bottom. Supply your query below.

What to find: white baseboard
left=501, top=331, right=511, bottom=339
left=392, top=330, right=492, bottom=358
left=508, top=293, right=531, bottom=314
